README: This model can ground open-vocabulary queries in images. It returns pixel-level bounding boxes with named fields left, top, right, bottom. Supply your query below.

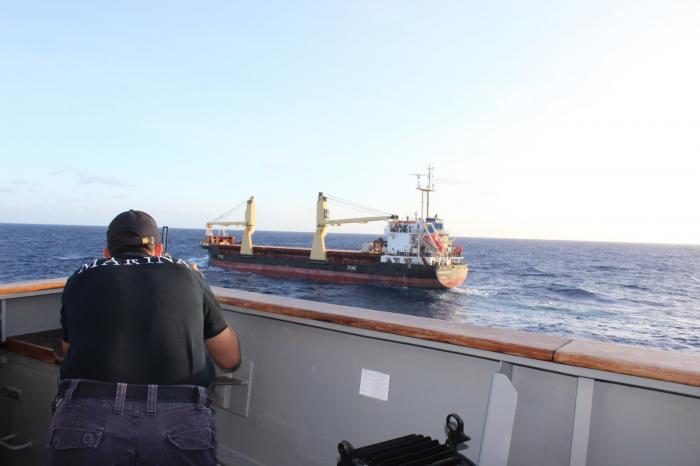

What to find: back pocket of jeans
left=49, top=425, right=103, bottom=450
left=166, top=426, right=214, bottom=451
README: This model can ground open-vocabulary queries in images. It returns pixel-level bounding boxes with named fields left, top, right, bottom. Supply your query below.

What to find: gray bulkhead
left=214, top=303, right=700, bottom=466
left=1, top=284, right=699, bottom=466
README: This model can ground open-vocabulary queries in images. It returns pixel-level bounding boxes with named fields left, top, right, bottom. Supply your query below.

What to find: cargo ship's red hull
left=206, top=244, right=468, bottom=289
left=210, top=259, right=464, bottom=288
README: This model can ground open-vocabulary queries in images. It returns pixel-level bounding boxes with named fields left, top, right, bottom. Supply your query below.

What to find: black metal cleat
left=337, top=413, right=476, bottom=466
left=445, top=413, right=471, bottom=451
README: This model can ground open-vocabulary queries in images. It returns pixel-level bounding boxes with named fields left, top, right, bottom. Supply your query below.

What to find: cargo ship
left=201, top=168, right=468, bottom=288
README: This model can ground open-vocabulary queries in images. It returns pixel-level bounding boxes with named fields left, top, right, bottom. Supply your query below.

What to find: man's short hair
left=107, top=210, right=161, bottom=255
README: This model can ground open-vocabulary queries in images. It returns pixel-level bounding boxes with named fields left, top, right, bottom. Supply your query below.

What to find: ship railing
left=2, top=279, right=700, bottom=466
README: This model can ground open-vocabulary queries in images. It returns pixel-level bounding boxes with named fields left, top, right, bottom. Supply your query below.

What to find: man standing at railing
left=48, top=210, right=240, bottom=466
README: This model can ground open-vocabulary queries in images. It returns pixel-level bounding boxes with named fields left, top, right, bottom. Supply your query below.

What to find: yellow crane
left=205, top=196, right=256, bottom=255
left=310, top=192, right=397, bottom=261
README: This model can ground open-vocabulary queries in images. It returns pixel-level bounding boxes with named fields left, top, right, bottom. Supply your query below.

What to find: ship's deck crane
left=206, top=196, right=256, bottom=255
left=310, top=192, right=397, bottom=261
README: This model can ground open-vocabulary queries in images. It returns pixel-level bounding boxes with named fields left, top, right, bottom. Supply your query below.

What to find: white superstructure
left=364, top=217, right=464, bottom=266
left=361, top=166, right=465, bottom=267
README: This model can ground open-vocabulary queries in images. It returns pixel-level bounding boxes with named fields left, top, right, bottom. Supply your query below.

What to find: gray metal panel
left=587, top=381, right=700, bottom=466
left=217, top=442, right=265, bottom=466
left=211, top=359, right=254, bottom=417
left=3, top=295, right=61, bottom=341
left=478, top=371, right=517, bottom=466
left=507, top=365, right=578, bottom=466
left=227, top=306, right=700, bottom=398
left=0, top=350, right=60, bottom=466
left=569, top=377, right=594, bottom=466
left=216, top=311, right=497, bottom=466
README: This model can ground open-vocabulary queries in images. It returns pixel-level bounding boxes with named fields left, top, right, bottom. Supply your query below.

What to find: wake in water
left=455, top=287, right=499, bottom=297
left=58, top=254, right=90, bottom=261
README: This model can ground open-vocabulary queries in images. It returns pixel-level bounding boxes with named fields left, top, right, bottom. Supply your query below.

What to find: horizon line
left=1, top=221, right=698, bottom=248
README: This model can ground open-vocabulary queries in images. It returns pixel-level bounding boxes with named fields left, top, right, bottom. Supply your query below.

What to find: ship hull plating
left=206, top=244, right=467, bottom=289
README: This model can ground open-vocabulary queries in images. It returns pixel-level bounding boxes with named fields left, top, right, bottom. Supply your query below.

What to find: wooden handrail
left=0, top=278, right=67, bottom=297
left=555, top=339, right=700, bottom=387
left=2, top=278, right=699, bottom=387
left=213, top=287, right=569, bottom=361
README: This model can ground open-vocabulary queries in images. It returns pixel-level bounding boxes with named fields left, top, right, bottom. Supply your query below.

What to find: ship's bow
left=435, top=263, right=468, bottom=288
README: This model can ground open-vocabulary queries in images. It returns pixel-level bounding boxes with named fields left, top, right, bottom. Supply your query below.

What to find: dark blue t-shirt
left=60, top=253, right=228, bottom=386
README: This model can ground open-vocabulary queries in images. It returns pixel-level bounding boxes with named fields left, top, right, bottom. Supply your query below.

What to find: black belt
left=57, top=381, right=203, bottom=403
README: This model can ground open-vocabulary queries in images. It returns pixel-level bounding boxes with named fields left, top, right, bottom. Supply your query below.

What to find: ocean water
left=1, top=223, right=699, bottom=354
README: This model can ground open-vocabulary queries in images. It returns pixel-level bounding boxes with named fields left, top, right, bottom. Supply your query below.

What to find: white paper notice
left=359, top=368, right=391, bottom=401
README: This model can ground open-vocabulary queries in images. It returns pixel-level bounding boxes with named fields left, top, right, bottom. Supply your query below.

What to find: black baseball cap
left=107, top=210, right=161, bottom=250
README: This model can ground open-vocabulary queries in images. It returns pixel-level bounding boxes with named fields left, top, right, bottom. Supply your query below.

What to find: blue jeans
left=47, top=380, right=217, bottom=466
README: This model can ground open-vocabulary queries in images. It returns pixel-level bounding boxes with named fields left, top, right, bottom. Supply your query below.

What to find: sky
left=1, top=1, right=699, bottom=244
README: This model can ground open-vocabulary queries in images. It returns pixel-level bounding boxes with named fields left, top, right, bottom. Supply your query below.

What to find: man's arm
left=205, top=326, right=241, bottom=370
left=60, top=276, right=73, bottom=358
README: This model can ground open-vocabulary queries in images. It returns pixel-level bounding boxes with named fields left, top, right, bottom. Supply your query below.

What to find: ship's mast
left=413, top=165, right=435, bottom=220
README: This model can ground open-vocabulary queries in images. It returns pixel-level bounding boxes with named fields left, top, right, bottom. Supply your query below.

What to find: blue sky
left=1, top=1, right=699, bottom=244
